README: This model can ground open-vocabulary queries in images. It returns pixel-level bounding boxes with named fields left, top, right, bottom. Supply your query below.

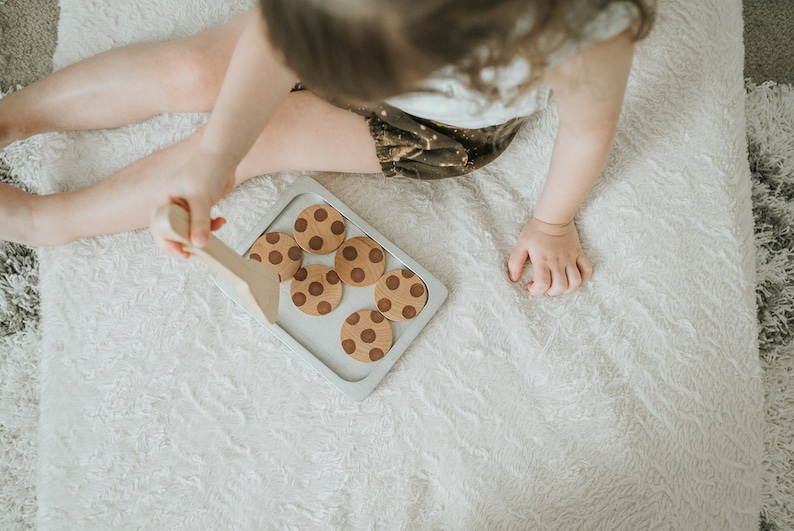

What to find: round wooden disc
left=248, top=232, right=303, bottom=282
left=340, top=309, right=393, bottom=363
left=334, top=236, right=386, bottom=287
left=293, top=204, right=346, bottom=255
left=289, top=264, right=343, bottom=316
left=374, top=269, right=428, bottom=321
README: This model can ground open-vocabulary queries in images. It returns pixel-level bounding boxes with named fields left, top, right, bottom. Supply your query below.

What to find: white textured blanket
left=3, top=0, right=763, bottom=527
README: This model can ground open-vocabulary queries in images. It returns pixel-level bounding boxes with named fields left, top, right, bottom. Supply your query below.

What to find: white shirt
left=386, top=2, right=638, bottom=129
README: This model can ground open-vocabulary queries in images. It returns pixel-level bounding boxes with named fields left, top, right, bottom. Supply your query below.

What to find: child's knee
left=157, top=45, right=225, bottom=111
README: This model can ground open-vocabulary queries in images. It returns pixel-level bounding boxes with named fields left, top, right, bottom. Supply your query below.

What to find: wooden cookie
left=293, top=204, right=347, bottom=254
left=334, top=236, right=386, bottom=287
left=290, top=264, right=343, bottom=316
left=340, top=309, right=393, bottom=363
left=374, top=269, right=428, bottom=321
left=248, top=232, right=303, bottom=282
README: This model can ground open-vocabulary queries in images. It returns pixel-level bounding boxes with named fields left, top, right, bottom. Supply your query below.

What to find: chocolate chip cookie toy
left=374, top=269, right=428, bottom=321
left=293, top=204, right=347, bottom=254
left=290, top=264, right=343, bottom=316
left=340, top=310, right=393, bottom=363
left=334, top=236, right=386, bottom=287
left=248, top=232, right=303, bottom=282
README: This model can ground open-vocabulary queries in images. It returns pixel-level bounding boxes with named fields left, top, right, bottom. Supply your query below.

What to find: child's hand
left=507, top=217, right=593, bottom=296
left=151, top=148, right=237, bottom=258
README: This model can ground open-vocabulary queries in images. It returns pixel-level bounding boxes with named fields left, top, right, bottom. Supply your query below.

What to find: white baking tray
left=214, top=176, right=448, bottom=400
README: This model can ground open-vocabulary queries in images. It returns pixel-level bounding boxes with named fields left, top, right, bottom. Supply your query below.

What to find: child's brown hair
left=259, top=0, right=655, bottom=104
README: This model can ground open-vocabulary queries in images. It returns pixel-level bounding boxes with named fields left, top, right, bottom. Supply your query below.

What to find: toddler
left=0, top=0, right=654, bottom=296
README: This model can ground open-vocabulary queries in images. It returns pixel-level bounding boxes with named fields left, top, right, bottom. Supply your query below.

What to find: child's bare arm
left=508, top=29, right=634, bottom=296
left=154, top=13, right=295, bottom=255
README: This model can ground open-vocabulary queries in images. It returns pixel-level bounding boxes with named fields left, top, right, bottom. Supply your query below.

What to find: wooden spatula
left=152, top=204, right=279, bottom=324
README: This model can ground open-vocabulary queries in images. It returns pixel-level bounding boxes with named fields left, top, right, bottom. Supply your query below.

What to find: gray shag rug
left=0, top=171, right=38, bottom=337
left=0, top=162, right=40, bottom=529
left=0, top=82, right=793, bottom=529
left=747, top=81, right=794, bottom=531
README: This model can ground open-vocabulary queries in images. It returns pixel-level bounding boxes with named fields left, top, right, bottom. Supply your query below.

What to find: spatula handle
left=152, top=205, right=251, bottom=284
left=151, top=204, right=280, bottom=325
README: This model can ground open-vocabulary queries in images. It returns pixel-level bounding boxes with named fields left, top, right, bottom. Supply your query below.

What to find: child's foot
left=0, top=183, right=48, bottom=246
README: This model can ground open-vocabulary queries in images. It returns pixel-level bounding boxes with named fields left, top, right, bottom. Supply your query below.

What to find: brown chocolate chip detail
left=346, top=312, right=361, bottom=325
left=309, top=236, right=324, bottom=250
left=360, top=329, right=376, bottom=343
left=410, top=283, right=425, bottom=297
left=371, top=311, right=385, bottom=323
left=342, top=246, right=358, bottom=261
left=342, top=339, right=356, bottom=354
left=350, top=268, right=365, bottom=283
left=378, top=298, right=392, bottom=312
left=369, top=348, right=385, bottom=361
left=314, top=208, right=328, bottom=222
left=402, top=306, right=417, bottom=319
left=288, top=246, right=302, bottom=261
left=249, top=253, right=262, bottom=262
left=292, top=292, right=306, bottom=306
left=294, top=218, right=308, bottom=232
left=386, top=275, right=400, bottom=290
left=369, top=248, right=384, bottom=263
left=326, top=270, right=340, bottom=284
left=265, top=233, right=280, bottom=244
left=308, top=282, right=324, bottom=296
left=401, top=270, right=415, bottom=279
left=294, top=268, right=308, bottom=282
left=331, top=220, right=345, bottom=235
left=317, top=301, right=332, bottom=315
left=268, top=250, right=283, bottom=265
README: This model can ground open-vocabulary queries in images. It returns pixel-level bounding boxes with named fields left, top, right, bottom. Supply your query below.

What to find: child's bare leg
left=0, top=91, right=381, bottom=246
left=0, top=9, right=256, bottom=149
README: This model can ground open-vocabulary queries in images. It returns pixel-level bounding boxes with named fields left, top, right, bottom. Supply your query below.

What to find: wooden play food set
left=212, top=177, right=447, bottom=400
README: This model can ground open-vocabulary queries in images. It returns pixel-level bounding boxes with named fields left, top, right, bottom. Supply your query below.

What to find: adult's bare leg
left=0, top=91, right=381, bottom=247
left=0, top=9, right=256, bottom=149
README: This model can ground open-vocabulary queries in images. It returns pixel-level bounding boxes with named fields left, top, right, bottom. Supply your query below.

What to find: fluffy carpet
left=0, top=0, right=59, bottom=88
left=747, top=81, right=794, bottom=530
left=11, top=0, right=765, bottom=527
left=0, top=161, right=40, bottom=529
left=0, top=5, right=790, bottom=531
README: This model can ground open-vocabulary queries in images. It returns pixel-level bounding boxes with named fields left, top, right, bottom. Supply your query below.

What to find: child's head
left=259, top=0, right=655, bottom=103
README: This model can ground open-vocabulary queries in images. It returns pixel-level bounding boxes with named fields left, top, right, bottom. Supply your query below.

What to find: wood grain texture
left=340, top=309, right=393, bottom=363
left=152, top=205, right=280, bottom=324
left=289, top=264, right=343, bottom=316
left=334, top=236, right=386, bottom=287
left=248, top=232, right=302, bottom=282
left=293, top=204, right=346, bottom=255
left=374, top=269, right=427, bottom=321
